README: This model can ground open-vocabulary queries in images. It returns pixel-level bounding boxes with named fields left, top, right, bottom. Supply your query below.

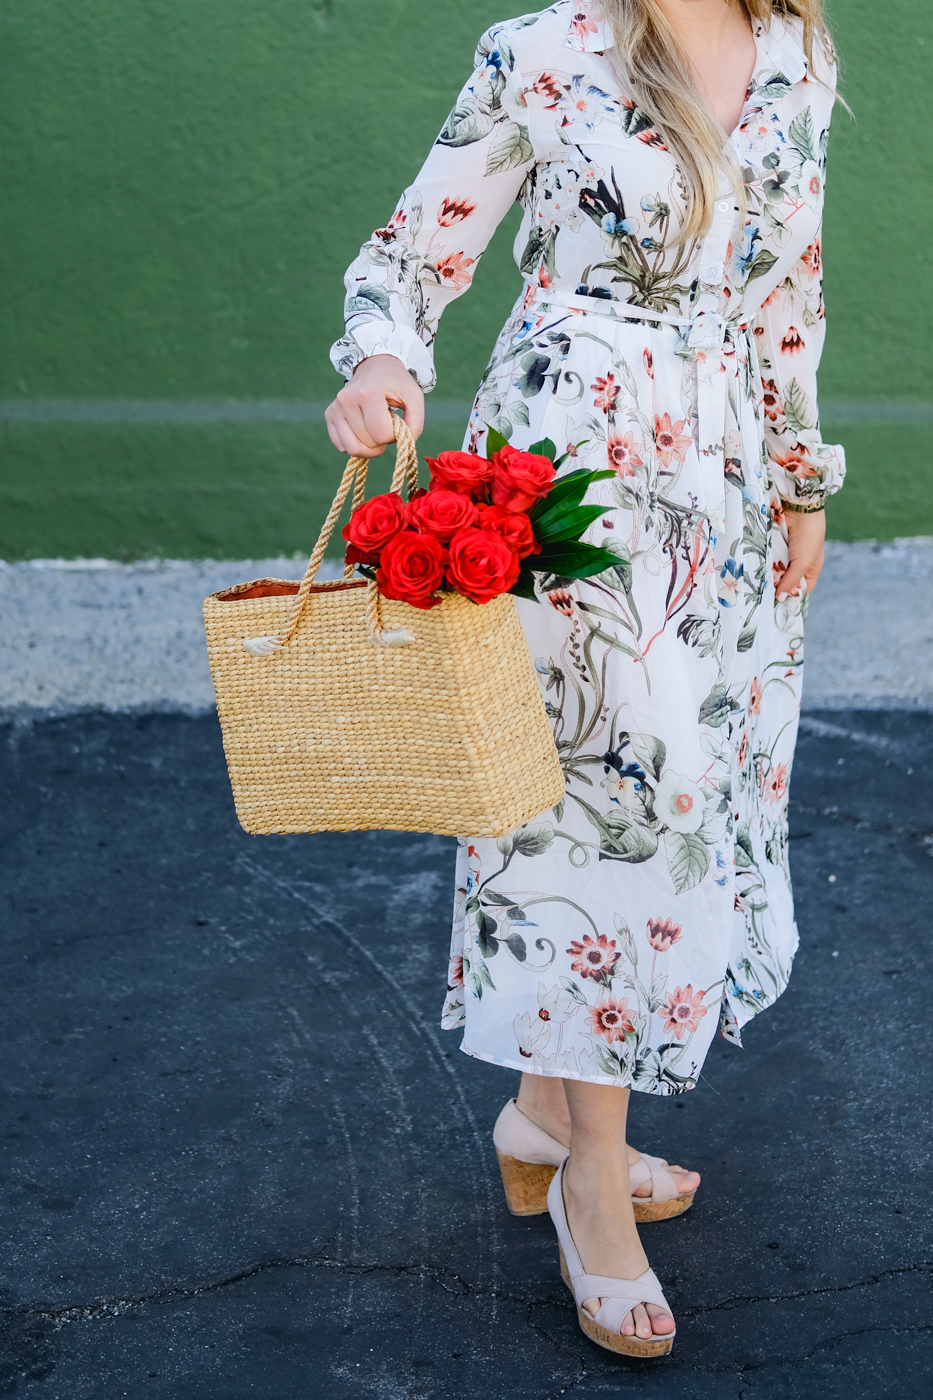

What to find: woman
left=326, top=0, right=844, bottom=1358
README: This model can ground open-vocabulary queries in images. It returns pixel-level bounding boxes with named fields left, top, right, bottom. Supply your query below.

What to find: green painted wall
left=0, top=0, right=930, bottom=558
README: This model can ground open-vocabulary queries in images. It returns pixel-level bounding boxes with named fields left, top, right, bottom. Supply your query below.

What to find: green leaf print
left=485, top=120, right=533, bottom=175
left=560, top=976, right=589, bottom=1004
left=628, top=733, right=666, bottom=784
left=476, top=910, right=500, bottom=957
left=511, top=824, right=555, bottom=857
left=438, top=100, right=495, bottom=148
left=699, top=683, right=742, bottom=728
left=788, top=107, right=818, bottom=162
left=745, top=248, right=779, bottom=283
left=579, top=801, right=659, bottom=863
left=504, top=933, right=527, bottom=962
left=783, top=377, right=817, bottom=433
left=665, top=831, right=710, bottom=893
left=345, top=283, right=393, bottom=318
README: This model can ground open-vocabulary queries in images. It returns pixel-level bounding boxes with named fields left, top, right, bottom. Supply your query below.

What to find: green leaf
left=485, top=425, right=510, bottom=455
left=528, top=467, right=613, bottom=522
left=482, top=890, right=516, bottom=907
left=496, top=832, right=514, bottom=856
left=528, top=436, right=557, bottom=461
left=532, top=543, right=621, bottom=577
left=578, top=800, right=659, bottom=863
left=665, top=830, right=710, bottom=893
left=509, top=567, right=539, bottom=601
left=485, top=120, right=533, bottom=175
left=534, top=503, right=609, bottom=543
left=464, top=896, right=480, bottom=915
left=736, top=623, right=757, bottom=653
left=512, top=823, right=554, bottom=857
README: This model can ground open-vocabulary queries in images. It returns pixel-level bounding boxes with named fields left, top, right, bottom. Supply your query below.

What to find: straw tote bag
left=203, top=416, right=565, bottom=837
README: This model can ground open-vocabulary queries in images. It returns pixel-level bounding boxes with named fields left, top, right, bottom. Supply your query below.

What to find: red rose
left=445, top=527, right=520, bottom=605
left=425, top=450, right=493, bottom=497
left=490, top=444, right=556, bottom=512
left=476, top=504, right=541, bottom=557
left=376, top=530, right=445, bottom=610
left=342, top=490, right=409, bottom=562
left=407, top=488, right=479, bottom=542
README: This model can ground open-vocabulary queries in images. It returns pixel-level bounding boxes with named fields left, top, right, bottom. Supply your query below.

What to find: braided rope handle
left=243, top=413, right=420, bottom=655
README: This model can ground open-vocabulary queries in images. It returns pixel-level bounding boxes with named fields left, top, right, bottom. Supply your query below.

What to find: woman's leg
left=562, top=1079, right=674, bottom=1339
left=516, top=1072, right=700, bottom=1197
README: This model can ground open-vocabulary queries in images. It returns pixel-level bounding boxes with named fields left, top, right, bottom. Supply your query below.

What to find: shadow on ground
left=0, top=710, right=931, bottom=1398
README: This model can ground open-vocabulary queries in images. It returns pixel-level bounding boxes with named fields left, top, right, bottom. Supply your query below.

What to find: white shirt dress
left=331, top=2, right=846, bottom=1095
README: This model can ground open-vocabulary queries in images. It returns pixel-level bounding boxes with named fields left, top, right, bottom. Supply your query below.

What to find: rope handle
left=242, top=413, right=420, bottom=655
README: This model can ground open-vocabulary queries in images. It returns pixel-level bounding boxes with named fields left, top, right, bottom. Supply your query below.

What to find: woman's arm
left=754, top=230, right=846, bottom=598
left=326, top=25, right=536, bottom=457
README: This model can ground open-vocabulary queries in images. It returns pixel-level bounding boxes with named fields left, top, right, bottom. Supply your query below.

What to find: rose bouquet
left=342, top=428, right=618, bottom=610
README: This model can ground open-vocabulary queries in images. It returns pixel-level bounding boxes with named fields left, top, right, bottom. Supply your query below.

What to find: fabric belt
left=528, top=289, right=756, bottom=535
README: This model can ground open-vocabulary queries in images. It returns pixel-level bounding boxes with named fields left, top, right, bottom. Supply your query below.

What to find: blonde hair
left=601, top=1, right=836, bottom=243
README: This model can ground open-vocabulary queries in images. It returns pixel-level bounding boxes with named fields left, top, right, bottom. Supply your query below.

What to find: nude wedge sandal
left=493, top=1099, right=697, bottom=1221
left=547, top=1159, right=676, bottom=1359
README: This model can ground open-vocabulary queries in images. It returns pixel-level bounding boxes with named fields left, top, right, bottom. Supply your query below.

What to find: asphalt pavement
left=1, top=708, right=931, bottom=1398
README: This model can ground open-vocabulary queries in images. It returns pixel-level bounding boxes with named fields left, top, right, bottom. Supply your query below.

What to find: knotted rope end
left=242, top=634, right=284, bottom=656
left=370, top=626, right=416, bottom=647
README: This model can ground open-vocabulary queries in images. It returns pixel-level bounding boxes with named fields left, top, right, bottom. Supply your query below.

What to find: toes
left=620, top=1305, right=637, bottom=1337
left=631, top=1304, right=653, bottom=1340
left=646, top=1304, right=674, bottom=1336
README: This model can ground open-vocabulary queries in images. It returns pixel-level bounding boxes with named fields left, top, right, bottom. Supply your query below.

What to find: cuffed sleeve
left=329, top=26, right=536, bottom=391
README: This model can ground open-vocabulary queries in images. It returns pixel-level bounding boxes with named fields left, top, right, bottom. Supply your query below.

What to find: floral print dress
left=331, top=2, right=845, bottom=1094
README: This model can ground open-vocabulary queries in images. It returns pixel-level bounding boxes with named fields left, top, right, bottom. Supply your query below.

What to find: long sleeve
left=329, top=27, right=536, bottom=391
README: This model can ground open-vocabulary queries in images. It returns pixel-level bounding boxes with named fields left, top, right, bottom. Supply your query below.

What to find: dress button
left=705, top=264, right=722, bottom=281
left=717, top=200, right=730, bottom=213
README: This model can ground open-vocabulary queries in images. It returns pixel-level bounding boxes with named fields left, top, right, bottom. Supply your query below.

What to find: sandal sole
left=496, top=1150, right=694, bottom=1221
left=560, top=1248, right=675, bottom=1358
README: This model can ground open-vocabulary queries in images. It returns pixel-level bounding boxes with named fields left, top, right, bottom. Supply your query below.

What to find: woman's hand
left=778, top=508, right=825, bottom=601
left=324, top=355, right=425, bottom=458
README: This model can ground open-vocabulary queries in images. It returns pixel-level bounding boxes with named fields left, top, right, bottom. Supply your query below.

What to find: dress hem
left=455, top=1036, right=699, bottom=1096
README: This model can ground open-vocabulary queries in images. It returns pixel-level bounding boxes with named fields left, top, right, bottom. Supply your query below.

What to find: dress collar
left=751, top=15, right=808, bottom=87
left=564, top=4, right=614, bottom=53
left=565, top=6, right=809, bottom=89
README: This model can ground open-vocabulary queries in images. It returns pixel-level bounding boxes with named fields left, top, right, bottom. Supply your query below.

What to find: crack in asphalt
left=12, top=1254, right=931, bottom=1333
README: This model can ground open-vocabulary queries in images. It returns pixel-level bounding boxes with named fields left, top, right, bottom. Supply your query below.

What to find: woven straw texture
left=203, top=419, right=565, bottom=837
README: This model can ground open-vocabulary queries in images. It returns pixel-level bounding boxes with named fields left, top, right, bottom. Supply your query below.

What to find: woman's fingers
left=324, top=354, right=426, bottom=456
left=778, top=510, right=825, bottom=600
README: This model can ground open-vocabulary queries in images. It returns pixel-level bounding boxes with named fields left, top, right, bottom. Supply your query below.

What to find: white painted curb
left=1, top=541, right=931, bottom=716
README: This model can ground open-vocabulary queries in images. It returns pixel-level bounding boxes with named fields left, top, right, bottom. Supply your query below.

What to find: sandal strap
left=633, top=1151, right=680, bottom=1202
left=547, top=1160, right=675, bottom=1335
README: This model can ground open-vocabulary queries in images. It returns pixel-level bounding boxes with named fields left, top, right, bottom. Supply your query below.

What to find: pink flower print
left=548, top=588, right=574, bottom=616
left=749, top=677, right=763, bottom=715
left=532, top=72, right=563, bottom=107
left=761, top=378, right=783, bottom=422
left=434, top=251, right=475, bottom=290
left=738, top=730, right=749, bottom=768
left=437, top=196, right=477, bottom=227
left=772, top=444, right=817, bottom=479
left=448, top=955, right=464, bottom=988
left=780, top=326, right=805, bottom=354
left=800, top=236, right=822, bottom=278
left=570, top=10, right=600, bottom=40
left=646, top=917, right=682, bottom=953
left=658, top=984, right=708, bottom=1040
left=586, top=994, right=635, bottom=1044
left=591, top=372, right=620, bottom=414
left=567, top=932, right=620, bottom=983
left=643, top=347, right=654, bottom=379
left=654, top=412, right=691, bottom=468
left=764, top=761, right=789, bottom=804
left=607, top=429, right=644, bottom=478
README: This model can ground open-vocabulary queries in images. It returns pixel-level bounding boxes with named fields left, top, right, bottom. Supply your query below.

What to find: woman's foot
left=516, top=1075, right=700, bottom=1200
left=562, top=1151, right=675, bottom=1340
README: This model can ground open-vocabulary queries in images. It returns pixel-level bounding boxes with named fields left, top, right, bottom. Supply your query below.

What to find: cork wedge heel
left=493, top=1098, right=697, bottom=1221
left=549, top=1160, right=676, bottom=1360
